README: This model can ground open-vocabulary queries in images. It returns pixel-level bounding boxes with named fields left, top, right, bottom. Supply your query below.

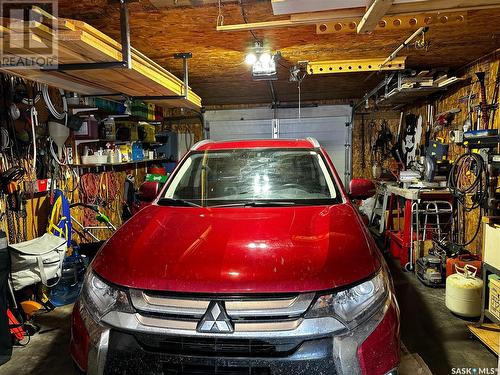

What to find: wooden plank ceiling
left=57, top=0, right=500, bottom=107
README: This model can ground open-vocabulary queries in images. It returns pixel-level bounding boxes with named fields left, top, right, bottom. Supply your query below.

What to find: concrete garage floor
left=0, top=260, right=495, bottom=375
left=388, top=257, right=498, bottom=375
left=0, top=303, right=429, bottom=375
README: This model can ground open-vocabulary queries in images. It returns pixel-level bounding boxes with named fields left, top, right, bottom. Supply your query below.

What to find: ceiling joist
left=357, top=0, right=394, bottom=33
left=389, top=0, right=500, bottom=13
left=216, top=0, right=500, bottom=33
left=316, top=11, right=466, bottom=34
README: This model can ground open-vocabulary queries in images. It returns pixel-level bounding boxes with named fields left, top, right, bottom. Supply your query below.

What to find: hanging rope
left=79, top=171, right=120, bottom=208
left=80, top=173, right=100, bottom=205
left=448, top=152, right=488, bottom=246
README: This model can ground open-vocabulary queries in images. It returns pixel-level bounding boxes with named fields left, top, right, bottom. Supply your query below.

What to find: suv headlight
left=81, top=269, right=134, bottom=322
left=306, top=269, right=389, bottom=326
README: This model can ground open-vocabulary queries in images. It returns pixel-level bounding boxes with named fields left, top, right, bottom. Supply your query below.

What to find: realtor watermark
left=0, top=0, right=58, bottom=68
left=451, top=368, right=498, bottom=375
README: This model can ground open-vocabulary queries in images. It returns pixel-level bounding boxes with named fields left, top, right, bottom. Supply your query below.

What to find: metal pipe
left=344, top=116, right=353, bottom=188
left=43, top=61, right=127, bottom=71
left=354, top=72, right=396, bottom=111
left=133, top=95, right=188, bottom=100
left=183, top=56, right=189, bottom=99
left=269, top=81, right=277, bottom=105
left=202, top=108, right=209, bottom=140
left=120, top=0, right=132, bottom=69
left=134, top=54, right=191, bottom=101
left=380, top=27, right=428, bottom=68
left=81, top=93, right=126, bottom=98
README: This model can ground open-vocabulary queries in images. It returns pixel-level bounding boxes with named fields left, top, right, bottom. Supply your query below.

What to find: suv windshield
left=162, top=148, right=340, bottom=207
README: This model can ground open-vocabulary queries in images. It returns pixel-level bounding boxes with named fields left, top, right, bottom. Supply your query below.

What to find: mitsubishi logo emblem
left=197, top=301, right=234, bottom=333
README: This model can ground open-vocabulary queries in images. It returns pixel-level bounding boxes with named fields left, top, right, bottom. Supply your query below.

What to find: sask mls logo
left=197, top=301, right=234, bottom=333
left=451, top=368, right=498, bottom=375
left=0, top=0, right=58, bottom=68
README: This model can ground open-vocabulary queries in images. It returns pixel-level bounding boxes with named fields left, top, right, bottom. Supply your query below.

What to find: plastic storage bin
left=49, top=254, right=87, bottom=307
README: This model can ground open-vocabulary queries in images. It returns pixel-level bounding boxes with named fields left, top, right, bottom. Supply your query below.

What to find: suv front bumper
left=71, top=293, right=399, bottom=375
left=105, top=331, right=336, bottom=375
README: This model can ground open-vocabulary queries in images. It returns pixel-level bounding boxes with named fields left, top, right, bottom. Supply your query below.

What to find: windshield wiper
left=157, top=198, right=201, bottom=207
left=212, top=201, right=297, bottom=208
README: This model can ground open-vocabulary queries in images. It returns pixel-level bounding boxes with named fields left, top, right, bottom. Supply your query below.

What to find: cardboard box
left=489, top=278, right=500, bottom=321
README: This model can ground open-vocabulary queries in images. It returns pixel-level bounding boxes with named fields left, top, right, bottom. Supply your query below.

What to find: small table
left=385, top=184, right=452, bottom=269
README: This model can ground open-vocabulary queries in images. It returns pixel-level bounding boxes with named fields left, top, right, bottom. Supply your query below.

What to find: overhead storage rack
left=0, top=4, right=202, bottom=110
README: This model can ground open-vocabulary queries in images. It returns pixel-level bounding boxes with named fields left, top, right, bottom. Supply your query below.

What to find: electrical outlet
left=67, top=146, right=74, bottom=164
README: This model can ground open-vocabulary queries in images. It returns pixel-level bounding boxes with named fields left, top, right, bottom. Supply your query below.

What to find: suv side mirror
left=349, top=178, right=376, bottom=200
left=138, top=181, right=160, bottom=202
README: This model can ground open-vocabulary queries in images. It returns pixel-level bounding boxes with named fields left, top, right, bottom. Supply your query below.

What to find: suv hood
left=92, top=204, right=381, bottom=293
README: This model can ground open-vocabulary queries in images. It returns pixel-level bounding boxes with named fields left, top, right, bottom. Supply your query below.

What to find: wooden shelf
left=74, top=139, right=101, bottom=146
left=71, top=157, right=170, bottom=168
left=74, top=139, right=164, bottom=147
left=467, top=323, right=500, bottom=355
left=0, top=14, right=202, bottom=109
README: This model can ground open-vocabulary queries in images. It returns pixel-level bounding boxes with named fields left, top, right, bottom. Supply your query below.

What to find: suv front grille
left=163, top=365, right=270, bottom=375
left=129, top=290, right=315, bottom=321
left=128, top=290, right=317, bottom=334
left=135, top=334, right=300, bottom=357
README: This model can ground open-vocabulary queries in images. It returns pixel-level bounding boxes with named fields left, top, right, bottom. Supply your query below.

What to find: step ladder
left=369, top=184, right=390, bottom=236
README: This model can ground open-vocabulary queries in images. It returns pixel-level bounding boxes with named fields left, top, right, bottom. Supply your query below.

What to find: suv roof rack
left=306, top=137, right=320, bottom=148
left=191, top=139, right=213, bottom=151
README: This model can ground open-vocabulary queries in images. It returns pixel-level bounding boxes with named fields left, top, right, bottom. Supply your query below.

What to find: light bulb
left=245, top=53, right=257, bottom=65
left=259, top=52, right=272, bottom=64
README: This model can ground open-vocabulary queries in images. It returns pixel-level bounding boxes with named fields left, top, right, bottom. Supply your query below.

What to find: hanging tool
left=434, top=108, right=460, bottom=131
left=489, top=67, right=500, bottom=130
left=424, top=104, right=433, bottom=151
left=379, top=27, right=429, bottom=69
left=0, top=167, right=24, bottom=195
left=361, top=113, right=366, bottom=169
left=476, top=72, right=489, bottom=130
left=373, top=120, right=393, bottom=161
left=391, top=112, right=404, bottom=168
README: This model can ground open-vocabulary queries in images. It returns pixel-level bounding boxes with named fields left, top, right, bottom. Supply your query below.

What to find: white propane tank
left=445, top=264, right=483, bottom=317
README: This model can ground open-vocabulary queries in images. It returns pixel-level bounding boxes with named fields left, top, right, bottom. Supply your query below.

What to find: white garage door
left=279, top=118, right=346, bottom=180
left=210, top=117, right=345, bottom=180
left=206, top=106, right=350, bottom=186
left=209, top=120, right=271, bottom=141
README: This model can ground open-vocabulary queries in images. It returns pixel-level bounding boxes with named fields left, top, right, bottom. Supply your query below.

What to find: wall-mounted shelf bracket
left=133, top=52, right=192, bottom=101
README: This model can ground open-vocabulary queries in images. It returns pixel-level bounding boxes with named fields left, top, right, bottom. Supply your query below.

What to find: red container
left=148, top=166, right=166, bottom=175
left=446, top=254, right=482, bottom=277
left=74, top=115, right=99, bottom=140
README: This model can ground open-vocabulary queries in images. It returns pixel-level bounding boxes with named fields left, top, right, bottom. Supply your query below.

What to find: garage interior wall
left=205, top=105, right=351, bottom=185
left=351, top=51, right=500, bottom=253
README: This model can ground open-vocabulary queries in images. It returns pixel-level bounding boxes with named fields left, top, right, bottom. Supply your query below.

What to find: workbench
left=384, top=183, right=452, bottom=269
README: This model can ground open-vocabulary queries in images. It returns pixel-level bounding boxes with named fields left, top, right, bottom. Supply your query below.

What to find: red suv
left=71, top=138, right=400, bottom=375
